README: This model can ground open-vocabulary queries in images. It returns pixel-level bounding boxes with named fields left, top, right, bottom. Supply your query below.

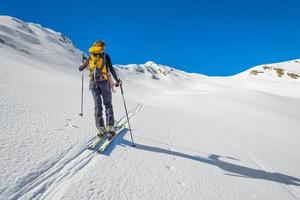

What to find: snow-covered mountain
left=1, top=16, right=300, bottom=200
left=0, top=16, right=82, bottom=74
left=225, top=59, right=300, bottom=98
left=238, top=59, right=300, bottom=81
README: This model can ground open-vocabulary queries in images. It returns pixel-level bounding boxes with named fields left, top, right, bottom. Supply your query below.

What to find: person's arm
left=106, top=54, right=120, bottom=82
left=79, top=57, right=89, bottom=71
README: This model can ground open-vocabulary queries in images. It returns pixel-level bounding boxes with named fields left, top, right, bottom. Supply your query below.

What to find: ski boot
left=106, top=125, right=116, bottom=140
left=97, top=126, right=107, bottom=138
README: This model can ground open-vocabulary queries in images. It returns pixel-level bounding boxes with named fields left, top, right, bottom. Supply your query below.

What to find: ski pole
left=120, top=83, right=136, bottom=147
left=79, top=53, right=85, bottom=117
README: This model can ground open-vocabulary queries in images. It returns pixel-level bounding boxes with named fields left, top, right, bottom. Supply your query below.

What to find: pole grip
left=82, top=53, right=85, bottom=63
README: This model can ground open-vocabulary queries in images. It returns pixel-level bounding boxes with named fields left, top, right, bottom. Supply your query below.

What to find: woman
left=79, top=40, right=122, bottom=138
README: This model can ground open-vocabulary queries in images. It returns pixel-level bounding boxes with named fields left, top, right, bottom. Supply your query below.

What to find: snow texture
left=0, top=16, right=300, bottom=200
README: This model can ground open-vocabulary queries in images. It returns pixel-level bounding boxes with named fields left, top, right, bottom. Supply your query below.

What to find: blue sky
left=1, top=0, right=300, bottom=75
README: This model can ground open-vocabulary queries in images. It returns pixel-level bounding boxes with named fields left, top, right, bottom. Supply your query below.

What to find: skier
left=79, top=40, right=122, bottom=138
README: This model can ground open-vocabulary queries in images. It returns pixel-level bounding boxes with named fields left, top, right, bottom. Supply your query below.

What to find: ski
left=87, top=135, right=106, bottom=150
left=97, top=123, right=126, bottom=153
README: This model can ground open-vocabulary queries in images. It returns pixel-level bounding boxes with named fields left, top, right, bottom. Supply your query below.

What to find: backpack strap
left=100, top=52, right=107, bottom=70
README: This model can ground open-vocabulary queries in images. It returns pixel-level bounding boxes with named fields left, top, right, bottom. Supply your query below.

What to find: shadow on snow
left=103, top=128, right=300, bottom=186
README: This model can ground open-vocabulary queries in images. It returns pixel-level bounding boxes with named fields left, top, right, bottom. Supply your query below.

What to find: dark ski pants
left=89, top=80, right=114, bottom=128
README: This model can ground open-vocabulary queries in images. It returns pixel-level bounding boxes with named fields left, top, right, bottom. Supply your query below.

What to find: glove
left=79, top=64, right=87, bottom=71
left=115, top=79, right=122, bottom=87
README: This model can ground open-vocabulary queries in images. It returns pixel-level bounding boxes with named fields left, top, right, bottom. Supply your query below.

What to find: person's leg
left=90, top=81, right=105, bottom=130
left=99, top=80, right=114, bottom=127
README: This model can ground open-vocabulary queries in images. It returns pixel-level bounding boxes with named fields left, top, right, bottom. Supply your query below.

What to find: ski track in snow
left=7, top=103, right=144, bottom=200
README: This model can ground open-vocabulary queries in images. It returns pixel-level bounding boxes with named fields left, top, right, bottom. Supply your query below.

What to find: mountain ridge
left=1, top=15, right=299, bottom=80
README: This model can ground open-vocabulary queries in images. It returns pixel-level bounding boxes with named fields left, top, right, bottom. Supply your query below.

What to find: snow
left=0, top=16, right=300, bottom=200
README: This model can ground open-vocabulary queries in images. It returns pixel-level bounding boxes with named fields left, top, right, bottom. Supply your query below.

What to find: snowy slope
left=1, top=16, right=300, bottom=200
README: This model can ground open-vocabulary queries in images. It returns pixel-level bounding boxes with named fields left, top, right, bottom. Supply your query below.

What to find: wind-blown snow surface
left=1, top=16, right=300, bottom=200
